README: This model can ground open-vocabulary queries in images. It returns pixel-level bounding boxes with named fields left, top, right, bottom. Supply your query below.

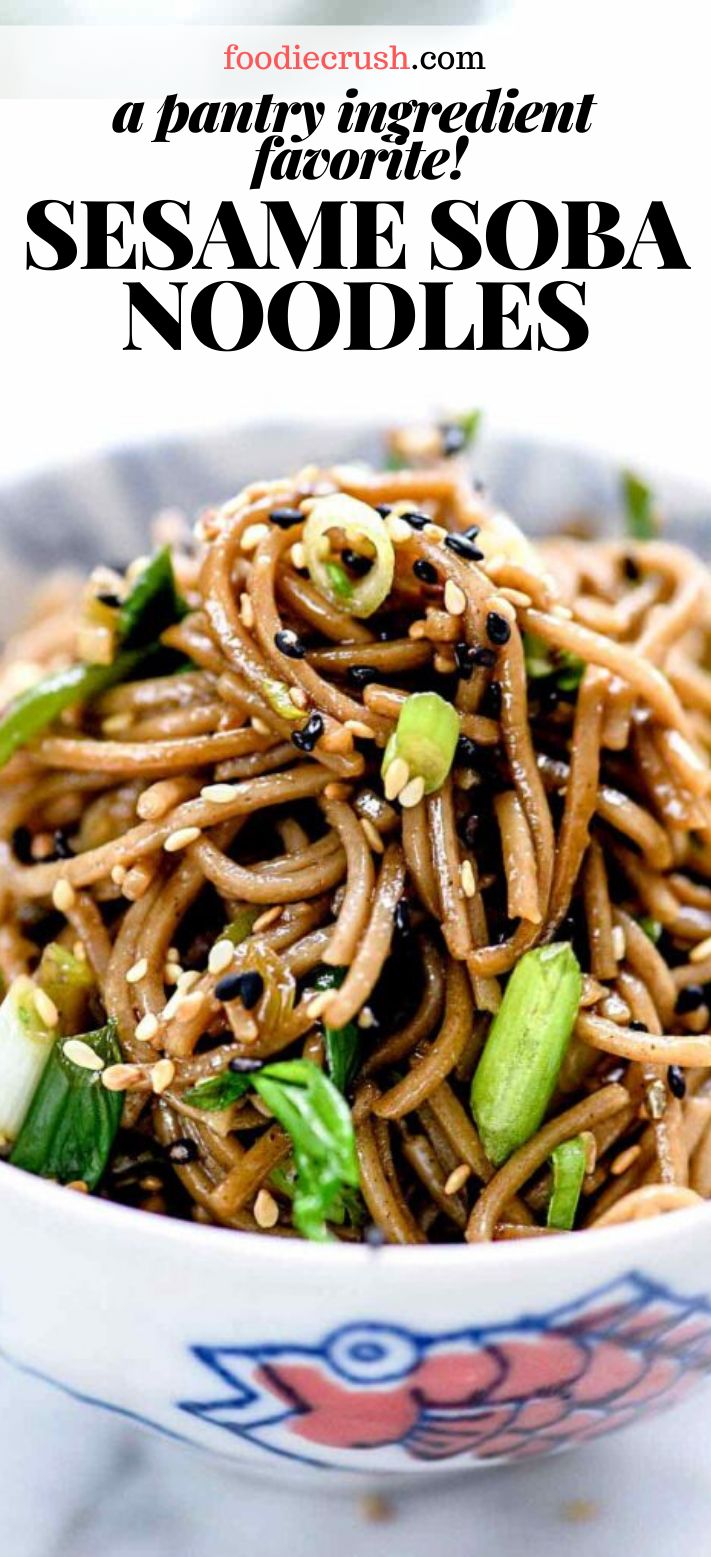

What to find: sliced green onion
left=314, top=967, right=359, bottom=1094
left=457, top=409, right=482, bottom=449
left=638, top=915, right=663, bottom=945
left=185, top=1056, right=359, bottom=1243
left=10, top=1020, right=122, bottom=1190
left=323, top=561, right=354, bottom=601
left=261, top=676, right=305, bottom=723
left=0, top=651, right=146, bottom=772
left=381, top=691, right=460, bottom=797
left=523, top=633, right=584, bottom=692
left=0, top=977, right=57, bottom=1151
left=36, top=943, right=95, bottom=1035
left=547, top=1135, right=587, bottom=1230
left=119, top=546, right=187, bottom=650
left=471, top=943, right=582, bottom=1166
left=303, top=494, right=394, bottom=619
left=622, top=471, right=657, bottom=540
left=217, top=906, right=261, bottom=947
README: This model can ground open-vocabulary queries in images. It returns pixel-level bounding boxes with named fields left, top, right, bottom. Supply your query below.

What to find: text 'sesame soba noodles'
left=1, top=428, right=711, bottom=1245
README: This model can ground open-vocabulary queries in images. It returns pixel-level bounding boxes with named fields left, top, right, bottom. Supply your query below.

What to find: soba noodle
left=2, top=436, right=711, bottom=1245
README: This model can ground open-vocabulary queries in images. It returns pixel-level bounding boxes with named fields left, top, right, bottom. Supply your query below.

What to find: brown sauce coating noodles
left=2, top=448, right=711, bottom=1244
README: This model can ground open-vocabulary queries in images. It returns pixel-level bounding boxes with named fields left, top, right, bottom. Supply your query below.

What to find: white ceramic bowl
left=2, top=1170, right=711, bottom=1485
left=1, top=425, right=711, bottom=1486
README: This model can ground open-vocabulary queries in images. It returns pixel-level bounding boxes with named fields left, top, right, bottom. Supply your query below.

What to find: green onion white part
left=303, top=494, right=395, bottom=618
left=0, top=977, right=57, bottom=1150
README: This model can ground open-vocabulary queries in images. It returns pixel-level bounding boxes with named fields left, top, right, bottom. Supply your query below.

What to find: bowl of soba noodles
left=0, top=417, right=711, bottom=1484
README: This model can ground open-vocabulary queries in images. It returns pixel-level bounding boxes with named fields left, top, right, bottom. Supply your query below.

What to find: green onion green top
left=314, top=967, right=360, bottom=1094
left=184, top=1056, right=359, bottom=1242
left=622, top=470, right=657, bottom=540
left=381, top=691, right=460, bottom=797
left=547, top=1135, right=587, bottom=1230
left=471, top=943, right=582, bottom=1166
left=10, top=1020, right=122, bottom=1190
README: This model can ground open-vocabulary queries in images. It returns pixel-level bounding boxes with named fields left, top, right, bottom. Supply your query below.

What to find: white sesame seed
left=360, top=817, right=385, bottom=853
left=150, top=1058, right=175, bottom=1095
left=102, top=712, right=132, bottom=736
left=444, top=580, right=467, bottom=616
left=135, top=1012, right=160, bottom=1042
left=177, top=969, right=201, bottom=994
left=164, top=962, right=183, bottom=986
left=254, top=1188, right=279, bottom=1229
left=102, top=1063, right=145, bottom=1092
left=306, top=991, right=333, bottom=1021
left=164, top=826, right=201, bottom=854
left=111, top=865, right=127, bottom=886
left=611, top=925, right=626, bottom=961
left=460, top=860, right=477, bottom=899
left=209, top=940, right=235, bottom=976
left=251, top=716, right=272, bottom=737
left=289, top=686, right=308, bottom=710
left=166, top=948, right=180, bottom=963
left=200, top=782, right=239, bottom=805
left=240, top=522, right=270, bottom=552
left=290, top=542, right=306, bottom=570
left=252, top=906, right=283, bottom=933
left=399, top=775, right=426, bottom=809
left=239, top=592, right=255, bottom=628
left=73, top=941, right=87, bottom=962
left=691, top=934, right=711, bottom=964
left=424, top=523, right=447, bottom=542
left=357, top=1007, right=377, bottom=1030
left=126, top=555, right=151, bottom=583
left=174, top=991, right=206, bottom=1025
left=384, top=756, right=410, bottom=802
left=552, top=604, right=574, bottom=620
left=126, top=958, right=149, bottom=985
left=384, top=514, right=412, bottom=544
left=52, top=879, right=76, bottom=914
left=162, top=990, right=184, bottom=1021
left=34, top=988, right=59, bottom=1029
left=63, top=1038, right=104, bottom=1071
left=444, top=1164, right=471, bottom=1196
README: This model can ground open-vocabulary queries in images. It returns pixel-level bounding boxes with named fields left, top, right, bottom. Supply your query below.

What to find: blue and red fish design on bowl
left=180, top=1274, right=711, bottom=1471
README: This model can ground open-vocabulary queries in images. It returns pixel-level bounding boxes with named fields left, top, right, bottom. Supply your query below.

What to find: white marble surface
left=3, top=1356, right=710, bottom=1557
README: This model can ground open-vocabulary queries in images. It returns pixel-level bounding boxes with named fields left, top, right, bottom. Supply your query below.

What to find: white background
left=1, top=0, right=710, bottom=491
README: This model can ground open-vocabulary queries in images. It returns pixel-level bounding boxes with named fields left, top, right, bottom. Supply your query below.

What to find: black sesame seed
left=629, top=1020, right=649, bottom=1032
left=675, top=984, right=706, bottom=1015
left=445, top=534, right=485, bottom=563
left=214, top=972, right=247, bottom=1003
left=291, top=712, right=325, bottom=754
left=463, top=525, right=481, bottom=542
left=228, top=1056, right=264, bottom=1074
left=454, top=642, right=475, bottom=679
left=486, top=612, right=512, bottom=647
left=455, top=735, right=479, bottom=769
left=441, top=424, right=467, bottom=457
left=470, top=645, right=497, bottom=669
left=270, top=507, right=304, bottom=529
left=12, top=826, right=33, bottom=864
left=375, top=504, right=392, bottom=518
left=364, top=1223, right=386, bottom=1248
left=167, top=1138, right=199, bottom=1165
left=394, top=898, right=411, bottom=939
left=347, top=665, right=380, bottom=689
left=341, top=548, right=372, bottom=579
left=461, top=814, right=480, bottom=848
left=274, top=628, right=306, bottom=660
left=413, top=558, right=438, bottom=586
left=95, top=591, right=122, bottom=608
left=481, top=681, right=502, bottom=718
left=623, top=556, right=641, bottom=582
left=239, top=971, right=264, bottom=1010
left=53, top=829, right=74, bottom=860
left=401, top=510, right=430, bottom=531
left=667, top=1065, right=687, bottom=1099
